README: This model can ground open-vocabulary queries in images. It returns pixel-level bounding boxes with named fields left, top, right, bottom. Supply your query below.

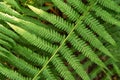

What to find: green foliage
left=0, top=0, right=120, bottom=80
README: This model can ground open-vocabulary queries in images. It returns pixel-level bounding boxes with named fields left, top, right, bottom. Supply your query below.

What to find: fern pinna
left=0, top=0, right=120, bottom=80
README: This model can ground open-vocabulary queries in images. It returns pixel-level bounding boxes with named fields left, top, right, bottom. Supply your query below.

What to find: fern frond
left=40, top=0, right=116, bottom=60
left=0, top=63, right=29, bottom=80
left=0, top=24, right=19, bottom=40
left=28, top=5, right=115, bottom=66
left=0, top=2, right=20, bottom=16
left=4, top=0, right=21, bottom=10
left=0, top=33, right=16, bottom=46
left=93, top=5, right=120, bottom=27
left=8, top=22, right=90, bottom=80
left=0, top=39, right=12, bottom=49
left=98, top=0, right=120, bottom=13
left=66, top=0, right=116, bottom=46
left=8, top=23, right=76, bottom=80
left=13, top=45, right=58, bottom=80
left=11, top=2, right=112, bottom=79
left=0, top=0, right=119, bottom=80
left=0, top=46, right=39, bottom=78
left=0, top=12, right=64, bottom=43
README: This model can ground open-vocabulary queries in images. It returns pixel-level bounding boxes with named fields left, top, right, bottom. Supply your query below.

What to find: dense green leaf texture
left=0, top=0, right=120, bottom=80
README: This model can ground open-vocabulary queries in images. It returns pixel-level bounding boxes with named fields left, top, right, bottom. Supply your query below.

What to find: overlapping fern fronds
left=0, top=0, right=120, bottom=80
